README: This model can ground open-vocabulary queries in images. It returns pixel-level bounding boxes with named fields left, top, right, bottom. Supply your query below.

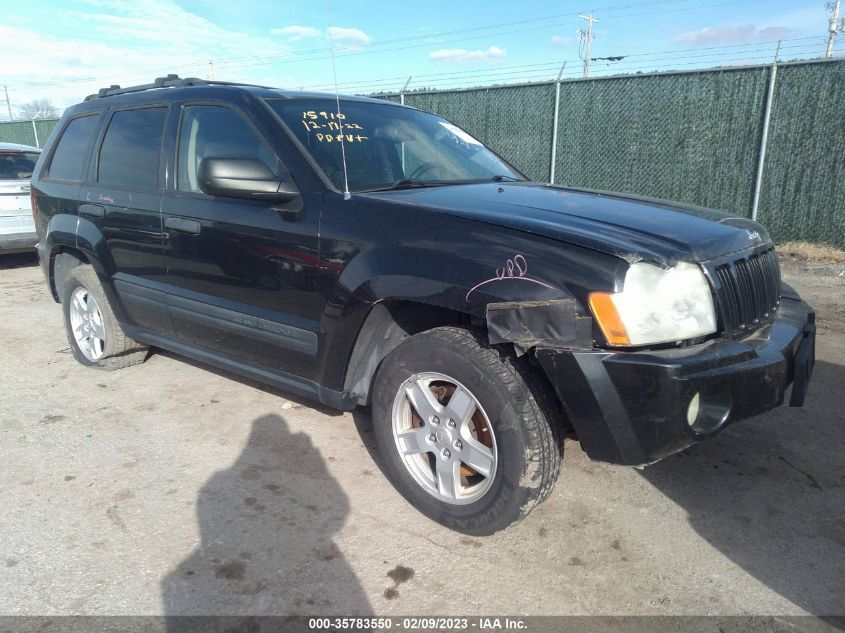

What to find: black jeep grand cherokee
left=31, top=76, right=815, bottom=535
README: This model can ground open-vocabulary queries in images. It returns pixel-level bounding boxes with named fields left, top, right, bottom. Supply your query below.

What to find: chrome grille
left=713, top=247, right=781, bottom=332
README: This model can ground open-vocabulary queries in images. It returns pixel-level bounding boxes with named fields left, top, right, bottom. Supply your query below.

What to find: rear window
left=0, top=151, right=40, bottom=180
left=98, top=107, right=168, bottom=189
left=46, top=115, right=99, bottom=181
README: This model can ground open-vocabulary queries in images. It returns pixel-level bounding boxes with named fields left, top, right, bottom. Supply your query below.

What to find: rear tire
left=371, top=326, right=563, bottom=535
left=62, top=265, right=148, bottom=370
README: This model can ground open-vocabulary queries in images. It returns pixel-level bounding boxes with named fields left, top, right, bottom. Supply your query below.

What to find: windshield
left=0, top=151, right=40, bottom=180
left=267, top=98, right=523, bottom=192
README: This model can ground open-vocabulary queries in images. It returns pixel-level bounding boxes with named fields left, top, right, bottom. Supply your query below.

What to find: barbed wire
left=295, top=40, right=829, bottom=93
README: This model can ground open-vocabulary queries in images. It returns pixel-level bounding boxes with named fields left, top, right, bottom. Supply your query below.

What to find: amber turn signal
left=588, top=292, right=631, bottom=346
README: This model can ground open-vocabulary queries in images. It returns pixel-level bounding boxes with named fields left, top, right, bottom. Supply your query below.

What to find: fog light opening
left=686, top=392, right=701, bottom=427
left=686, top=389, right=732, bottom=436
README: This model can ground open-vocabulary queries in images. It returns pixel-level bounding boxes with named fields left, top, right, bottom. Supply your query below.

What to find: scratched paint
left=465, top=254, right=555, bottom=301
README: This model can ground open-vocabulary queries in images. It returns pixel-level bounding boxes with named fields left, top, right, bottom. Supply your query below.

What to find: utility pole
left=208, top=60, right=215, bottom=80
left=826, top=0, right=843, bottom=58
left=578, top=13, right=599, bottom=78
left=3, top=85, right=12, bottom=122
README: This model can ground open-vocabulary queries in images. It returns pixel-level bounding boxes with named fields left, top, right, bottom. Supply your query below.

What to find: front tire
left=62, top=265, right=148, bottom=370
left=371, top=327, right=563, bottom=535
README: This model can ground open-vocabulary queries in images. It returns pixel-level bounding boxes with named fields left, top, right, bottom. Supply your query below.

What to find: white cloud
left=272, top=25, right=322, bottom=41
left=327, top=27, right=371, bottom=45
left=550, top=35, right=576, bottom=46
left=673, top=23, right=797, bottom=46
left=0, top=0, right=296, bottom=112
left=428, top=46, right=507, bottom=64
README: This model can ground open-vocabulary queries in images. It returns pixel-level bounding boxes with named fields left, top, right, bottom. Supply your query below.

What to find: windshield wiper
left=359, top=179, right=451, bottom=193
left=360, top=176, right=520, bottom=193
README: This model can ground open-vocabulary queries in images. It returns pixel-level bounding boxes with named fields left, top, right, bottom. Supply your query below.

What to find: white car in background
left=0, top=142, right=40, bottom=253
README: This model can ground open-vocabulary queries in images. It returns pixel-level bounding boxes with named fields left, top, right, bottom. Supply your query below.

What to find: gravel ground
left=0, top=251, right=843, bottom=618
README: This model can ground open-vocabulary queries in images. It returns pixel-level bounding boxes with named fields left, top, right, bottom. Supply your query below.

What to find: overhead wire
left=293, top=39, right=827, bottom=93
left=5, top=0, right=828, bottom=97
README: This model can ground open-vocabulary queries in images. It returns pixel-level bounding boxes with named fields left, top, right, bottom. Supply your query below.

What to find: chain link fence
left=388, top=58, right=845, bottom=248
left=0, top=119, right=59, bottom=148
left=2, top=59, right=842, bottom=246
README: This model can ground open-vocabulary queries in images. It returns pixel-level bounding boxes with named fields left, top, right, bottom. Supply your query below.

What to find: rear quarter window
left=97, top=107, right=168, bottom=189
left=45, top=115, right=100, bottom=182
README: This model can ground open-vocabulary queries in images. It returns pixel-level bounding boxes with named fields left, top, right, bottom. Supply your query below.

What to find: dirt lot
left=0, top=252, right=843, bottom=618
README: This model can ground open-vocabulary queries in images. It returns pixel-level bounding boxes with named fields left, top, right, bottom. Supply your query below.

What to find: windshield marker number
left=302, top=111, right=367, bottom=142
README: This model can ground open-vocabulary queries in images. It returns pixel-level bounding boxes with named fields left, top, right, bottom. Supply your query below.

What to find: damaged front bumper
left=535, top=293, right=816, bottom=466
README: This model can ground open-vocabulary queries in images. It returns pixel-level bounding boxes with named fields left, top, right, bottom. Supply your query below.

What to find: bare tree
left=19, top=99, right=58, bottom=120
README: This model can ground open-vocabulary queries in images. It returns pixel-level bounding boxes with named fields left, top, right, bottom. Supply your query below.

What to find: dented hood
left=361, top=182, right=770, bottom=265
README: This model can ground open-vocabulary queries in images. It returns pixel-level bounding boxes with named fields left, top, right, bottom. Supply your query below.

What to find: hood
left=359, top=182, right=769, bottom=266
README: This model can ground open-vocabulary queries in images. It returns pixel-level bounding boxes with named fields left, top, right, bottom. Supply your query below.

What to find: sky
left=0, top=0, right=838, bottom=119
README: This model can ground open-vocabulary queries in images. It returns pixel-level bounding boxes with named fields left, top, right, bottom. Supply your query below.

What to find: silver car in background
left=0, top=142, right=41, bottom=253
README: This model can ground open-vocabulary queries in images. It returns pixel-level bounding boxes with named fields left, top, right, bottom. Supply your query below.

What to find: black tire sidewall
left=372, top=330, right=536, bottom=535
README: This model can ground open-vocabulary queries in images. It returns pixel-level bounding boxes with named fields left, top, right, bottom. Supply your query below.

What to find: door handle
left=274, top=205, right=302, bottom=222
left=79, top=203, right=105, bottom=218
left=164, top=217, right=201, bottom=234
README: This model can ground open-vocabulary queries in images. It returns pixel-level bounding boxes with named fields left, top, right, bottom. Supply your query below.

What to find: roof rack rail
left=84, top=74, right=272, bottom=101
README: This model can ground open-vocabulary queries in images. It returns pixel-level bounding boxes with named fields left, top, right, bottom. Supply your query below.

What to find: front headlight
left=589, top=262, right=717, bottom=346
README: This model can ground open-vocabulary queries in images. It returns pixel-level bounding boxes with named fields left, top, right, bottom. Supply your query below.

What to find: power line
left=218, top=0, right=754, bottom=75
left=0, top=0, right=806, bottom=94
left=196, top=0, right=709, bottom=66
left=345, top=43, right=832, bottom=94
left=297, top=39, right=825, bottom=93
left=19, top=0, right=704, bottom=88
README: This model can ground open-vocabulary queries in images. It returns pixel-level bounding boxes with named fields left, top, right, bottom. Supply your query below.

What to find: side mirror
left=198, top=157, right=299, bottom=203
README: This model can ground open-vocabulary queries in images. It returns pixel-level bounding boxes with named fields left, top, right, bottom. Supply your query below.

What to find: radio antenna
left=324, top=0, right=351, bottom=200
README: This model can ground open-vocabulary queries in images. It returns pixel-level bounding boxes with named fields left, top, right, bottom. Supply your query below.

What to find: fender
left=321, top=238, right=608, bottom=400
left=44, top=213, right=130, bottom=323
left=41, top=214, right=78, bottom=301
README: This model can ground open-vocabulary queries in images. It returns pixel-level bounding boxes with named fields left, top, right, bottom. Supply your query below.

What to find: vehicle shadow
left=0, top=251, right=38, bottom=269
left=639, top=359, right=845, bottom=618
left=152, top=349, right=343, bottom=418
left=161, top=413, right=372, bottom=617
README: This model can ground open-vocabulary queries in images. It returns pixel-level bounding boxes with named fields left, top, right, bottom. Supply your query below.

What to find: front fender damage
left=485, top=299, right=593, bottom=354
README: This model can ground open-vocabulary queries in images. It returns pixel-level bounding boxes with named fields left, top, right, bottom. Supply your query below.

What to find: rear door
left=80, top=104, right=173, bottom=334
left=160, top=102, right=323, bottom=377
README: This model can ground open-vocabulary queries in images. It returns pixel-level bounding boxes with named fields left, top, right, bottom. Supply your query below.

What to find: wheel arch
left=44, top=215, right=126, bottom=321
left=49, top=247, right=90, bottom=303
left=342, top=298, right=477, bottom=406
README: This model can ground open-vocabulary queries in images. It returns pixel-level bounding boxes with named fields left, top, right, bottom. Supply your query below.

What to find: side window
left=98, top=107, right=167, bottom=189
left=46, top=115, right=100, bottom=181
left=177, top=105, right=279, bottom=193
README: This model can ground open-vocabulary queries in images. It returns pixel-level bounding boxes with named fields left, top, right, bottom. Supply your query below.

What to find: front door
left=161, top=103, right=323, bottom=379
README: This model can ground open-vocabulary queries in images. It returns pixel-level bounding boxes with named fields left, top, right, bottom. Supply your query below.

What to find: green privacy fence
left=757, top=61, right=845, bottom=244
left=0, top=119, right=59, bottom=148
left=385, top=59, right=845, bottom=248
left=3, top=60, right=842, bottom=246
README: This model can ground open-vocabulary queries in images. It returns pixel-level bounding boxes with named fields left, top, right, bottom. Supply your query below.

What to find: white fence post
left=751, top=42, right=781, bottom=221
left=549, top=63, right=566, bottom=184
left=31, top=120, right=39, bottom=148
left=399, top=76, right=412, bottom=105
